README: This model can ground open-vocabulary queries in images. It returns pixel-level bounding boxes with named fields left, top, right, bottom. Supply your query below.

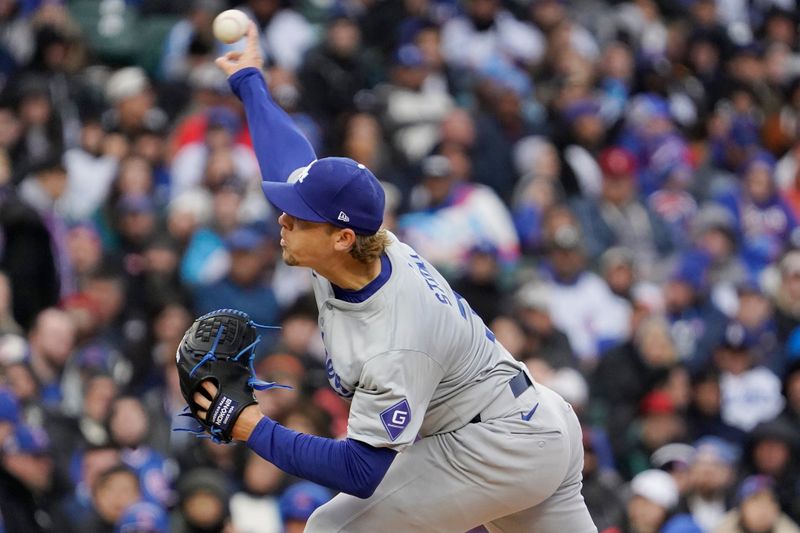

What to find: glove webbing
left=174, top=319, right=290, bottom=444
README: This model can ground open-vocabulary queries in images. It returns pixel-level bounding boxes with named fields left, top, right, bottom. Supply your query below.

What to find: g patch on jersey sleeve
left=380, top=399, right=411, bottom=441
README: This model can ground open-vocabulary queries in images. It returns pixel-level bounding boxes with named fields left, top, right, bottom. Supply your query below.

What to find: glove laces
left=175, top=315, right=290, bottom=444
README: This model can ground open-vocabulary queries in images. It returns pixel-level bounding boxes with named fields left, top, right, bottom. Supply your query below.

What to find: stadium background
left=1, top=0, right=800, bottom=531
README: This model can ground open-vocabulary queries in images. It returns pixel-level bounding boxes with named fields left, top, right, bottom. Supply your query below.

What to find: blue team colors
left=261, top=157, right=386, bottom=235
left=229, top=67, right=384, bottom=235
left=229, top=66, right=396, bottom=497
left=380, top=399, right=412, bottom=441
left=248, top=418, right=396, bottom=499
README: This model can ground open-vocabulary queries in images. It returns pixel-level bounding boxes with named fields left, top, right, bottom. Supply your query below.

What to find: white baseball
left=213, top=9, right=249, bottom=44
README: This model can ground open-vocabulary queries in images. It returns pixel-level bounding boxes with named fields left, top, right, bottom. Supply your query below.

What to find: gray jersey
left=311, top=232, right=523, bottom=451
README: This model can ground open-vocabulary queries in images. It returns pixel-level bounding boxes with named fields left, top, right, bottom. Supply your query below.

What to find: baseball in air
left=213, top=9, right=249, bottom=44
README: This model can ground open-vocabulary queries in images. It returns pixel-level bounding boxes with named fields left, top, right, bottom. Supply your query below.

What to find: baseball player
left=190, top=23, right=597, bottom=532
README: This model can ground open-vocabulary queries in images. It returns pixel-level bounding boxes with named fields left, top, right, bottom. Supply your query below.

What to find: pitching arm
left=219, top=23, right=315, bottom=183
left=248, top=419, right=397, bottom=499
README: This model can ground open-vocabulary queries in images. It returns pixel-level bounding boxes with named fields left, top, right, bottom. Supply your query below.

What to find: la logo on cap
left=337, top=211, right=350, bottom=222
left=289, top=160, right=317, bottom=184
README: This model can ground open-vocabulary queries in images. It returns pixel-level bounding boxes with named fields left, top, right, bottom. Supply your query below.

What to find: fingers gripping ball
left=213, top=9, right=250, bottom=44
left=176, top=309, right=282, bottom=443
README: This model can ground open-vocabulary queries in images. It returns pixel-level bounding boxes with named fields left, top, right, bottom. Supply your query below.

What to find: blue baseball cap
left=115, top=501, right=169, bottom=533
left=394, top=44, right=425, bottom=68
left=225, top=226, right=265, bottom=251
left=736, top=475, right=774, bottom=504
left=261, top=157, right=385, bottom=235
left=692, top=436, right=740, bottom=466
left=279, top=481, right=332, bottom=522
left=669, top=252, right=709, bottom=293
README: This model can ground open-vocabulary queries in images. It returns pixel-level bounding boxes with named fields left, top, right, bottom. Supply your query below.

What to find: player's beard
left=282, top=248, right=299, bottom=266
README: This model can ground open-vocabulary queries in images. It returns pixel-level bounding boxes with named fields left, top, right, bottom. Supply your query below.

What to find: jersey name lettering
left=408, top=253, right=451, bottom=306
left=325, top=351, right=354, bottom=399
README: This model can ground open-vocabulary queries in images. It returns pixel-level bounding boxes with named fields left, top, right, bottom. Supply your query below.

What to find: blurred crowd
left=2, top=0, right=800, bottom=532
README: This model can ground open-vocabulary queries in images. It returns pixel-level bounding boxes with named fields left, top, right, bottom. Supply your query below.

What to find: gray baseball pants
left=305, top=381, right=598, bottom=532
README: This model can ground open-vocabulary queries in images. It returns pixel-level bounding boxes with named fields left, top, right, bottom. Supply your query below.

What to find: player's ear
left=332, top=227, right=356, bottom=252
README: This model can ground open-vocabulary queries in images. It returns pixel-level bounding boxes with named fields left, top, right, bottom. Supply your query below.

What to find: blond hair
left=350, top=228, right=391, bottom=264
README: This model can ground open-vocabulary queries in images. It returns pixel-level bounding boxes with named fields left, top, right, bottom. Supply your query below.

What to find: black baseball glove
left=175, top=308, right=285, bottom=443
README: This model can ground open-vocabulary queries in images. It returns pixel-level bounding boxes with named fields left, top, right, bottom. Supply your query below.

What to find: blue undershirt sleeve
left=247, top=417, right=397, bottom=499
left=228, top=67, right=316, bottom=183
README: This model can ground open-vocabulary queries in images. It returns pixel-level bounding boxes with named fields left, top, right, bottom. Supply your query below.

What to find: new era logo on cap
left=261, top=157, right=385, bottom=235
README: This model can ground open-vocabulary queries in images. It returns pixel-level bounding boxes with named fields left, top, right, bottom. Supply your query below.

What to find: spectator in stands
left=451, top=242, right=504, bottom=324
left=18, top=155, right=72, bottom=295
left=511, top=281, right=575, bottom=369
left=582, top=426, right=625, bottom=531
left=62, top=116, right=123, bottom=221
left=740, top=421, right=800, bottom=521
left=114, top=500, right=169, bottom=533
left=8, top=75, right=64, bottom=183
left=47, top=371, right=115, bottom=470
left=624, top=469, right=680, bottom=533
left=378, top=44, right=454, bottom=164
left=0, top=425, right=66, bottom=533
left=173, top=467, right=233, bottom=533
left=618, top=390, right=686, bottom=479
left=650, top=442, right=695, bottom=498
left=171, top=106, right=259, bottom=199
left=573, top=146, right=674, bottom=279
left=279, top=481, right=332, bottom=533
left=103, top=67, right=167, bottom=139
left=716, top=152, right=797, bottom=276
left=539, top=211, right=630, bottom=365
left=27, top=307, right=76, bottom=407
left=87, top=464, right=142, bottom=533
left=339, top=113, right=397, bottom=193
left=230, top=451, right=284, bottom=533
left=688, top=205, right=747, bottom=304
left=663, top=253, right=728, bottom=373
left=510, top=136, right=564, bottom=253
left=160, top=0, right=223, bottom=82
left=107, top=396, right=171, bottom=506
left=230, top=0, right=314, bottom=72
left=716, top=476, right=800, bottom=533
left=686, top=369, right=747, bottom=444
left=441, top=0, right=544, bottom=73
left=593, top=314, right=678, bottom=459
left=599, top=247, right=637, bottom=303
left=179, top=176, right=246, bottom=287
left=715, top=323, right=784, bottom=433
left=166, top=188, right=213, bottom=248
left=193, top=226, right=279, bottom=330
left=62, top=444, right=121, bottom=529
left=0, top=162, right=60, bottom=327
left=682, top=437, right=739, bottom=531
left=399, top=154, right=519, bottom=274
left=298, top=14, right=373, bottom=134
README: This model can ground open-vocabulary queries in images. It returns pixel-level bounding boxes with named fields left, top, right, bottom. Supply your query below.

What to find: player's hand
left=193, top=380, right=265, bottom=441
left=192, top=380, right=217, bottom=422
left=215, top=22, right=263, bottom=77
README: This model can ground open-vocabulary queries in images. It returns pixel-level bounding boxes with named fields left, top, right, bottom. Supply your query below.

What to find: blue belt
left=469, top=369, right=534, bottom=424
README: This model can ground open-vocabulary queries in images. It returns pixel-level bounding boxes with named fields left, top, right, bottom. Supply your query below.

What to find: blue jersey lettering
left=408, top=253, right=452, bottom=306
